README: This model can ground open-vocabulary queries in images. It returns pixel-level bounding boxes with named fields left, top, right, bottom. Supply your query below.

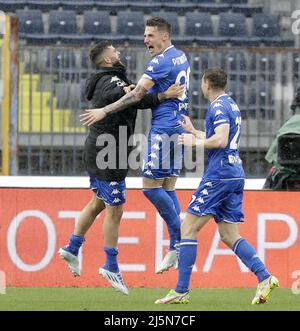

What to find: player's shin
left=175, top=239, right=197, bottom=293
left=143, top=187, right=181, bottom=249
left=232, top=238, right=270, bottom=282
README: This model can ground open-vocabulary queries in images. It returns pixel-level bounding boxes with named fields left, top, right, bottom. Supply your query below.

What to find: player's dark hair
left=146, top=17, right=172, bottom=35
left=89, top=41, right=112, bottom=67
left=203, top=68, right=227, bottom=90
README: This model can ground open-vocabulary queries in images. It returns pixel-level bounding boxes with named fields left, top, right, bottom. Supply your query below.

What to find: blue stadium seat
left=82, top=11, right=112, bottom=43
left=26, top=1, right=60, bottom=11
left=0, top=1, right=27, bottom=12
left=115, top=11, right=144, bottom=44
left=185, top=12, right=224, bottom=47
left=252, top=13, right=294, bottom=47
left=218, top=13, right=250, bottom=46
left=48, top=10, right=78, bottom=44
left=15, top=9, right=47, bottom=44
left=60, top=0, right=94, bottom=13
left=16, top=9, right=44, bottom=34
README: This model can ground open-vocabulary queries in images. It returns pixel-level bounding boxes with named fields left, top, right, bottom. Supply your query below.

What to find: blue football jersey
left=144, top=45, right=190, bottom=128
left=203, top=94, right=245, bottom=180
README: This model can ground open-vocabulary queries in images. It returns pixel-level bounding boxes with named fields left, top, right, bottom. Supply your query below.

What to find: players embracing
left=81, top=17, right=191, bottom=274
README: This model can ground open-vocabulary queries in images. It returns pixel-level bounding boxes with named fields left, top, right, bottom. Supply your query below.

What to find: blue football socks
left=166, top=190, right=181, bottom=216
left=104, top=247, right=119, bottom=273
left=175, top=239, right=197, bottom=293
left=233, top=238, right=271, bottom=282
left=66, top=234, right=85, bottom=256
left=143, top=187, right=181, bottom=250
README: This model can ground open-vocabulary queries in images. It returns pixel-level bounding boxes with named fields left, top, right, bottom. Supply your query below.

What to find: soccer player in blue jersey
left=81, top=17, right=191, bottom=274
left=155, top=68, right=279, bottom=305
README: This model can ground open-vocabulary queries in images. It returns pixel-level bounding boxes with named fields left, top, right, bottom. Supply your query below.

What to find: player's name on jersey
left=172, top=54, right=188, bottom=66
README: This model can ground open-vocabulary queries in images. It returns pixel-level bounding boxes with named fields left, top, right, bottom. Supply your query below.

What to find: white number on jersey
left=175, top=67, right=190, bottom=101
left=229, top=116, right=242, bottom=150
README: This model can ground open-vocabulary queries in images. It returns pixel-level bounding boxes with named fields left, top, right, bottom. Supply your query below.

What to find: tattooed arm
left=80, top=76, right=155, bottom=126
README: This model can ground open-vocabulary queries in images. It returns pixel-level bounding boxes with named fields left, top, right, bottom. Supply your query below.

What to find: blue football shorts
left=187, top=178, right=245, bottom=223
left=142, top=126, right=184, bottom=179
left=90, top=175, right=126, bottom=206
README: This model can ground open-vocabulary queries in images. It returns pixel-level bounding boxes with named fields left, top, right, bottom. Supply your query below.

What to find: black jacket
left=84, top=66, right=160, bottom=181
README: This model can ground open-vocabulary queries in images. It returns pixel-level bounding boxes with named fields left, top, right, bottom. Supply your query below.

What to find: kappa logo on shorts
left=196, top=197, right=204, bottom=204
left=145, top=161, right=155, bottom=167
left=112, top=198, right=121, bottom=203
left=152, top=143, right=160, bottom=151
left=112, top=189, right=120, bottom=195
left=201, top=189, right=208, bottom=195
left=149, top=152, right=158, bottom=159
left=144, top=170, right=153, bottom=176
left=191, top=205, right=200, bottom=212
left=154, top=134, right=163, bottom=141
left=205, top=182, right=213, bottom=187
left=109, top=182, right=118, bottom=186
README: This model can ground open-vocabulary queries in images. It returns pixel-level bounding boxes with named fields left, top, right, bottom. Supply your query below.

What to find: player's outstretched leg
left=251, top=275, right=279, bottom=305
left=58, top=234, right=85, bottom=277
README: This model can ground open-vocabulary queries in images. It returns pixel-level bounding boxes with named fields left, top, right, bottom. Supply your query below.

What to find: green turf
left=0, top=288, right=298, bottom=311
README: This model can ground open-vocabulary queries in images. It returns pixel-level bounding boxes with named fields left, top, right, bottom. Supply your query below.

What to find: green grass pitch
left=0, top=288, right=299, bottom=311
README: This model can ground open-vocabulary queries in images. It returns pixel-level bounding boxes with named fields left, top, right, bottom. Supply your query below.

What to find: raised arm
left=80, top=76, right=154, bottom=126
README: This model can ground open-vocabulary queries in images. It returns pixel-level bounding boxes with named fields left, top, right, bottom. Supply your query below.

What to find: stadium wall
left=0, top=177, right=299, bottom=289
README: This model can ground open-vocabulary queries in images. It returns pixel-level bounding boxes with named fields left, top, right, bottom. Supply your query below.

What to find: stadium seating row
left=0, top=0, right=262, bottom=16
left=15, top=9, right=294, bottom=47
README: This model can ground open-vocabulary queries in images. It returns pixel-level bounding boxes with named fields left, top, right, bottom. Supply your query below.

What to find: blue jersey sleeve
left=211, top=102, right=230, bottom=130
left=144, top=55, right=172, bottom=83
